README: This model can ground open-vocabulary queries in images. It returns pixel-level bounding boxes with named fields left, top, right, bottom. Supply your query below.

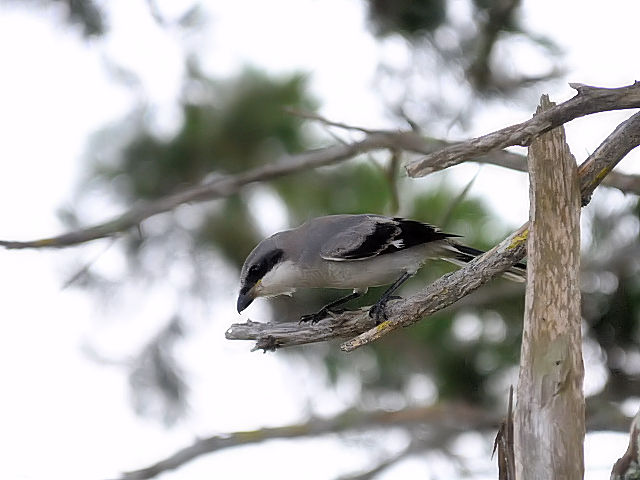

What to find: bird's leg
left=369, top=272, right=413, bottom=325
left=299, top=290, right=364, bottom=324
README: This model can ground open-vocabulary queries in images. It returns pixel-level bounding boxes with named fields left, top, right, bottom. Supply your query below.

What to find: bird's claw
left=368, top=302, right=388, bottom=325
left=299, top=307, right=347, bottom=324
left=368, top=296, right=402, bottom=325
left=299, top=312, right=323, bottom=324
left=299, top=309, right=328, bottom=324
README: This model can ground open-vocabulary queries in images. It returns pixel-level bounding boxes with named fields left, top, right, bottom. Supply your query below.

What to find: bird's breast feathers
left=256, top=259, right=300, bottom=297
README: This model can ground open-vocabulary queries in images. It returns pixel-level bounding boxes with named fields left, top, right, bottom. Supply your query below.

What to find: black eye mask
left=242, top=248, right=284, bottom=291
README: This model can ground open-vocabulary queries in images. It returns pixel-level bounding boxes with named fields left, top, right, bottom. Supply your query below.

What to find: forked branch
left=406, top=82, right=640, bottom=177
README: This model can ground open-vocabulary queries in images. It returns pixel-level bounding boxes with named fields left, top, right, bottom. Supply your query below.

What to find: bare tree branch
left=405, top=82, right=640, bottom=177
left=116, top=396, right=633, bottom=480
left=4, top=84, right=640, bottom=250
left=226, top=110, right=640, bottom=352
left=0, top=131, right=472, bottom=250
left=470, top=148, right=640, bottom=196
left=466, top=0, right=522, bottom=92
left=336, top=438, right=425, bottom=480
left=0, top=136, right=392, bottom=249
left=225, top=316, right=375, bottom=351
left=227, top=282, right=524, bottom=351
left=116, top=403, right=498, bottom=480
left=284, top=108, right=381, bottom=134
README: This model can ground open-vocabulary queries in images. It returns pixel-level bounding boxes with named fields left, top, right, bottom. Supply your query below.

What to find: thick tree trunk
left=515, top=95, right=585, bottom=479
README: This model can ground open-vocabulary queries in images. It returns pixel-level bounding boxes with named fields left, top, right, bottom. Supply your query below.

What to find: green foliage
left=80, top=68, right=319, bottom=277
left=364, top=0, right=560, bottom=98
left=581, top=197, right=640, bottom=397
left=274, top=162, right=393, bottom=222
left=4, top=0, right=106, bottom=36
left=366, top=0, right=447, bottom=37
left=196, top=197, right=262, bottom=267
left=104, top=69, right=316, bottom=201
left=61, top=0, right=104, bottom=36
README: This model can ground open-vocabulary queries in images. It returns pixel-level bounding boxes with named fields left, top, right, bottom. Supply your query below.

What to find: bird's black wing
left=320, top=216, right=457, bottom=261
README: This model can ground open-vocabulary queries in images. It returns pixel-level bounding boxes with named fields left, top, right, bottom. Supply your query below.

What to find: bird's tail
left=442, top=243, right=526, bottom=282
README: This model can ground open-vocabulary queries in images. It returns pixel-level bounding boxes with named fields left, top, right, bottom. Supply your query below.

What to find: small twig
left=61, top=237, right=118, bottom=289
left=493, top=386, right=515, bottom=480
left=145, top=0, right=166, bottom=26
left=405, top=82, right=640, bottom=177
left=439, top=167, right=481, bottom=228
left=284, top=108, right=380, bottom=134
left=385, top=150, right=401, bottom=215
left=466, top=0, right=521, bottom=91
left=336, top=438, right=422, bottom=480
left=397, top=106, right=422, bottom=133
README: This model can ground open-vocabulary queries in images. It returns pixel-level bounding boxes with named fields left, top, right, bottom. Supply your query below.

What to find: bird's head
left=237, top=236, right=285, bottom=313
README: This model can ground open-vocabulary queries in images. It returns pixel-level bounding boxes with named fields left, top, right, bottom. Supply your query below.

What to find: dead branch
left=406, top=82, right=640, bottom=177
left=226, top=110, right=640, bottom=352
left=0, top=135, right=393, bottom=249
left=469, top=148, right=640, bottom=196
left=336, top=438, right=425, bottom=480
left=116, top=403, right=497, bottom=480
left=4, top=84, right=640, bottom=250
left=225, top=316, right=375, bottom=351
left=116, top=396, right=633, bottom=480
left=0, top=130, right=508, bottom=249
left=514, top=95, right=584, bottom=479
left=493, top=386, right=515, bottom=480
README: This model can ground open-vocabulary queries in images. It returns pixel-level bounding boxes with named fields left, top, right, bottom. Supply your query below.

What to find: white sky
left=0, top=1, right=639, bottom=479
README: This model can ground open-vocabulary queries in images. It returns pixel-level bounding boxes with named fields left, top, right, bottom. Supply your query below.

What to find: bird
left=237, top=214, right=525, bottom=324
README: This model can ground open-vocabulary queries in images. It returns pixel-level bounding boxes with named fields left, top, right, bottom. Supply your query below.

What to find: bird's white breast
left=257, top=260, right=301, bottom=297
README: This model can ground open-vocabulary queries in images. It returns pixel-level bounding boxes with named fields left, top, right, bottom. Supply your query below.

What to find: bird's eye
left=248, top=264, right=260, bottom=275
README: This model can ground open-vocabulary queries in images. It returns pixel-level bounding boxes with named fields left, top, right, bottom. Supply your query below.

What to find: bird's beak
left=237, top=287, right=255, bottom=313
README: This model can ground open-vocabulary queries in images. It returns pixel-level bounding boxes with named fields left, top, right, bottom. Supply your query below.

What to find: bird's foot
left=368, top=296, right=402, bottom=325
left=368, top=302, right=388, bottom=325
left=299, top=307, right=345, bottom=325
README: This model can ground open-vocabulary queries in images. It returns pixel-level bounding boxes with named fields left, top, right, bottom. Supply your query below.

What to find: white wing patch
left=320, top=255, right=352, bottom=262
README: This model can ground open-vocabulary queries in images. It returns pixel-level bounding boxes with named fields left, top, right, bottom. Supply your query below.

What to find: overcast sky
left=0, top=1, right=639, bottom=479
